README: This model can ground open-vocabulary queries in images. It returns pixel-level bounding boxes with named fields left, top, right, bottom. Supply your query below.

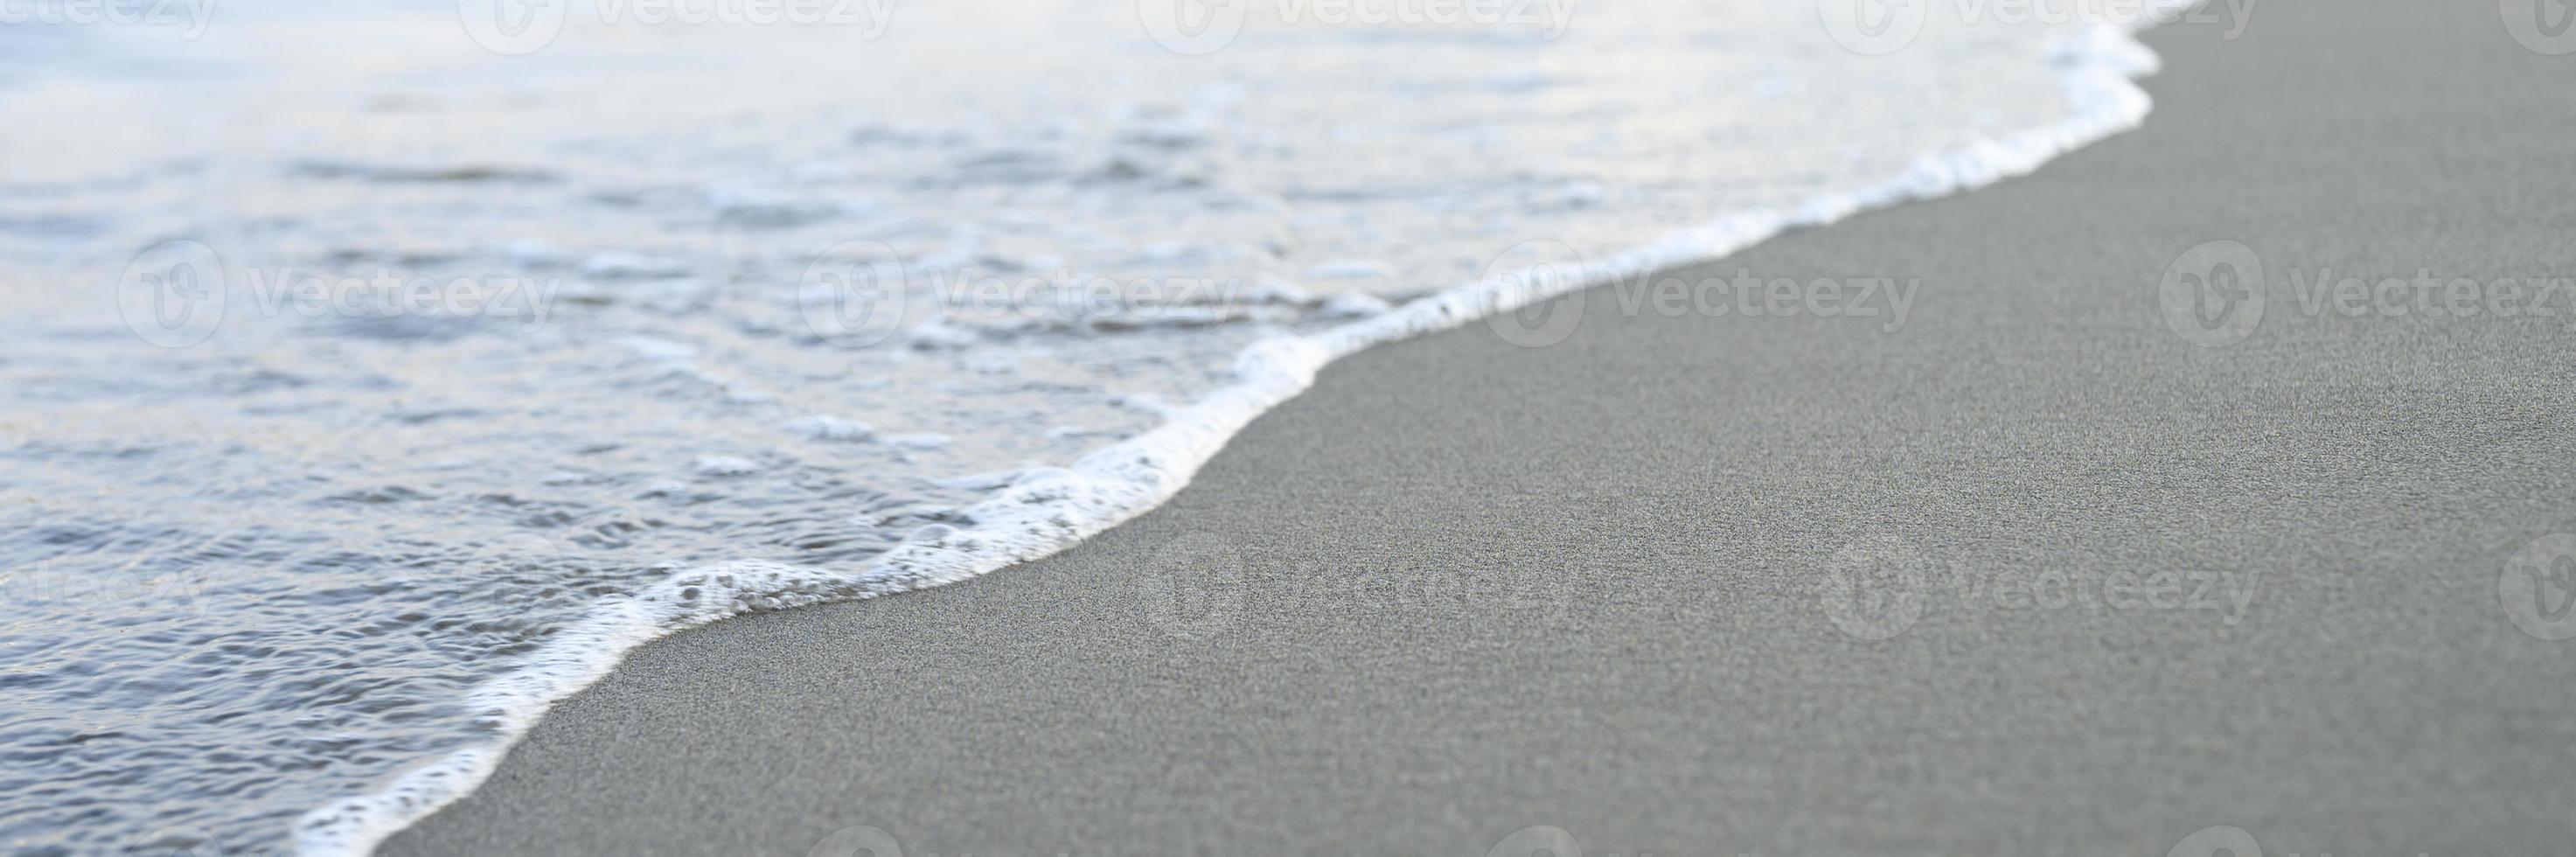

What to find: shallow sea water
left=0, top=1, right=2147, bottom=853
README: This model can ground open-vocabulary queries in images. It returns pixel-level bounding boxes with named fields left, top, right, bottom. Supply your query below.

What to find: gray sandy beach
left=389, top=0, right=2576, bottom=854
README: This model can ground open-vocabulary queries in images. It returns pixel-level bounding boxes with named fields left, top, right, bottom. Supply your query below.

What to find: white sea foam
left=289, top=4, right=2191, bottom=854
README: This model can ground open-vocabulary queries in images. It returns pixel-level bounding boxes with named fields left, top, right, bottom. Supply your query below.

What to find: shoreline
left=387, top=1, right=2576, bottom=854
left=294, top=9, right=2187, bottom=854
